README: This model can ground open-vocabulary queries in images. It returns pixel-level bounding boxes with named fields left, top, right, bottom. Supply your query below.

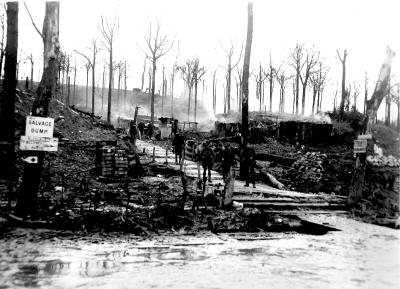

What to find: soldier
left=200, top=141, right=215, bottom=183
left=147, top=123, right=154, bottom=139
left=221, top=143, right=235, bottom=182
left=172, top=133, right=184, bottom=164
left=138, top=122, right=145, bottom=139
left=242, top=145, right=256, bottom=188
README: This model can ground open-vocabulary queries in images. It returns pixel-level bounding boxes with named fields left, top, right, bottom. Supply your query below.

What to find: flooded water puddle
left=0, top=214, right=399, bottom=289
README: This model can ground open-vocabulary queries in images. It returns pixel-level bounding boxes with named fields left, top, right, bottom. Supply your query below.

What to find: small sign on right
left=354, top=139, right=368, bottom=154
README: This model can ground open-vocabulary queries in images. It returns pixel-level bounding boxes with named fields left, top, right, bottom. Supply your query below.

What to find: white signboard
left=354, top=139, right=368, bottom=154
left=358, top=134, right=372, bottom=140
left=20, top=136, right=58, bottom=152
left=25, top=116, right=54, bottom=138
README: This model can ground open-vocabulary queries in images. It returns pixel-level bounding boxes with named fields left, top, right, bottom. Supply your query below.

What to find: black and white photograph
left=0, top=0, right=399, bottom=288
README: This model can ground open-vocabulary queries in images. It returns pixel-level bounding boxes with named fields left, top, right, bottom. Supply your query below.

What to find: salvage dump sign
left=25, top=116, right=54, bottom=138
left=20, top=116, right=58, bottom=152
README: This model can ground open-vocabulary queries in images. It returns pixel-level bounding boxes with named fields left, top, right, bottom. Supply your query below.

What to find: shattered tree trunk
left=349, top=47, right=395, bottom=206
left=227, top=64, right=231, bottom=112
left=212, top=74, right=216, bottom=115
left=194, top=73, right=198, bottom=122
left=85, top=66, right=89, bottom=108
left=141, top=59, right=146, bottom=91
left=161, top=67, right=165, bottom=116
left=338, top=50, right=347, bottom=119
left=66, top=76, right=70, bottom=107
left=72, top=64, right=76, bottom=105
left=91, top=48, right=96, bottom=115
left=397, top=85, right=400, bottom=132
left=0, top=2, right=18, bottom=194
left=187, top=85, right=192, bottom=122
left=101, top=65, right=105, bottom=112
left=170, top=66, right=175, bottom=118
left=106, top=45, right=113, bottom=122
left=30, top=60, right=34, bottom=90
left=240, top=2, right=253, bottom=177
left=151, top=60, right=156, bottom=124
left=16, top=2, right=59, bottom=217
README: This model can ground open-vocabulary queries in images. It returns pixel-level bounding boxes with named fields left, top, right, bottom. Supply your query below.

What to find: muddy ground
left=1, top=90, right=398, bottom=234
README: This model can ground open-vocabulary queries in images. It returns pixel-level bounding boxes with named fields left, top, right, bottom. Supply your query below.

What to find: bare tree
left=337, top=49, right=348, bottom=118
left=277, top=70, right=290, bottom=113
left=64, top=53, right=71, bottom=102
left=299, top=47, right=319, bottom=115
left=90, top=39, right=99, bottom=114
left=101, top=64, right=105, bottom=112
left=99, top=15, right=118, bottom=122
left=192, top=59, right=206, bottom=122
left=0, top=6, right=6, bottom=80
left=350, top=82, right=360, bottom=112
left=236, top=67, right=243, bottom=112
left=24, top=52, right=34, bottom=90
left=115, top=61, right=124, bottom=110
left=140, top=20, right=174, bottom=125
left=212, top=70, right=217, bottom=115
left=141, top=59, right=146, bottom=91
left=240, top=1, right=253, bottom=177
left=397, top=84, right=400, bottom=131
left=72, top=60, right=77, bottom=104
left=75, top=51, right=91, bottom=108
left=161, top=66, right=165, bottom=115
left=178, top=58, right=196, bottom=121
left=289, top=44, right=305, bottom=115
left=170, top=62, right=177, bottom=118
left=309, top=62, right=327, bottom=114
left=18, top=2, right=60, bottom=216
left=363, top=72, right=368, bottom=115
left=253, top=64, right=266, bottom=111
left=0, top=2, right=17, bottom=204
left=220, top=41, right=243, bottom=112
left=264, top=54, right=280, bottom=112
left=349, top=47, right=395, bottom=205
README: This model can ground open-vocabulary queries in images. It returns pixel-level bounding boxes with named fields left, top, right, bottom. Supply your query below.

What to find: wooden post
left=16, top=2, right=60, bottom=217
left=152, top=147, right=155, bottom=162
left=165, top=147, right=168, bottom=164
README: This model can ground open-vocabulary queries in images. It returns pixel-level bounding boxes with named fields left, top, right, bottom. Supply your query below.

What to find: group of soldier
left=172, top=133, right=257, bottom=188
left=130, top=121, right=154, bottom=141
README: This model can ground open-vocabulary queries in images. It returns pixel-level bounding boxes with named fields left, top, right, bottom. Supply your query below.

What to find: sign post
left=354, top=139, right=368, bottom=154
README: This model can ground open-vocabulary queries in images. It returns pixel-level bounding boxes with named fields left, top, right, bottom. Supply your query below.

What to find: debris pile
left=367, top=155, right=400, bottom=167
left=289, top=152, right=327, bottom=184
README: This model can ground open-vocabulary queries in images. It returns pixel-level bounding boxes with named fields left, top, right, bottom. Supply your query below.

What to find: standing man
left=221, top=143, right=235, bottom=182
left=147, top=123, right=154, bottom=139
left=138, top=122, right=145, bottom=139
left=200, top=141, right=215, bottom=183
left=242, top=145, right=256, bottom=188
left=172, top=133, right=184, bottom=164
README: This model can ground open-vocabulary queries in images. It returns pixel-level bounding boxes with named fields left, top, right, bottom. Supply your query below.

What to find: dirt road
left=136, top=140, right=348, bottom=213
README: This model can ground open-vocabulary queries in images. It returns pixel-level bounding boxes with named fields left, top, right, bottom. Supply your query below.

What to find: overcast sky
left=17, top=0, right=400, bottom=117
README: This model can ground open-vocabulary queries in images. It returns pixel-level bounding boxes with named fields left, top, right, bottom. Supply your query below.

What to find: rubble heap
left=367, top=155, right=400, bottom=167
left=289, top=152, right=327, bottom=184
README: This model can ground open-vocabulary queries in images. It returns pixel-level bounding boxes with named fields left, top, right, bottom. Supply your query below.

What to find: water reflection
left=0, top=215, right=399, bottom=289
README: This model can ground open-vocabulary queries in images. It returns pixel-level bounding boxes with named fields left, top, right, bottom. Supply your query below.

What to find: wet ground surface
left=135, top=140, right=348, bottom=211
left=0, top=214, right=399, bottom=289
